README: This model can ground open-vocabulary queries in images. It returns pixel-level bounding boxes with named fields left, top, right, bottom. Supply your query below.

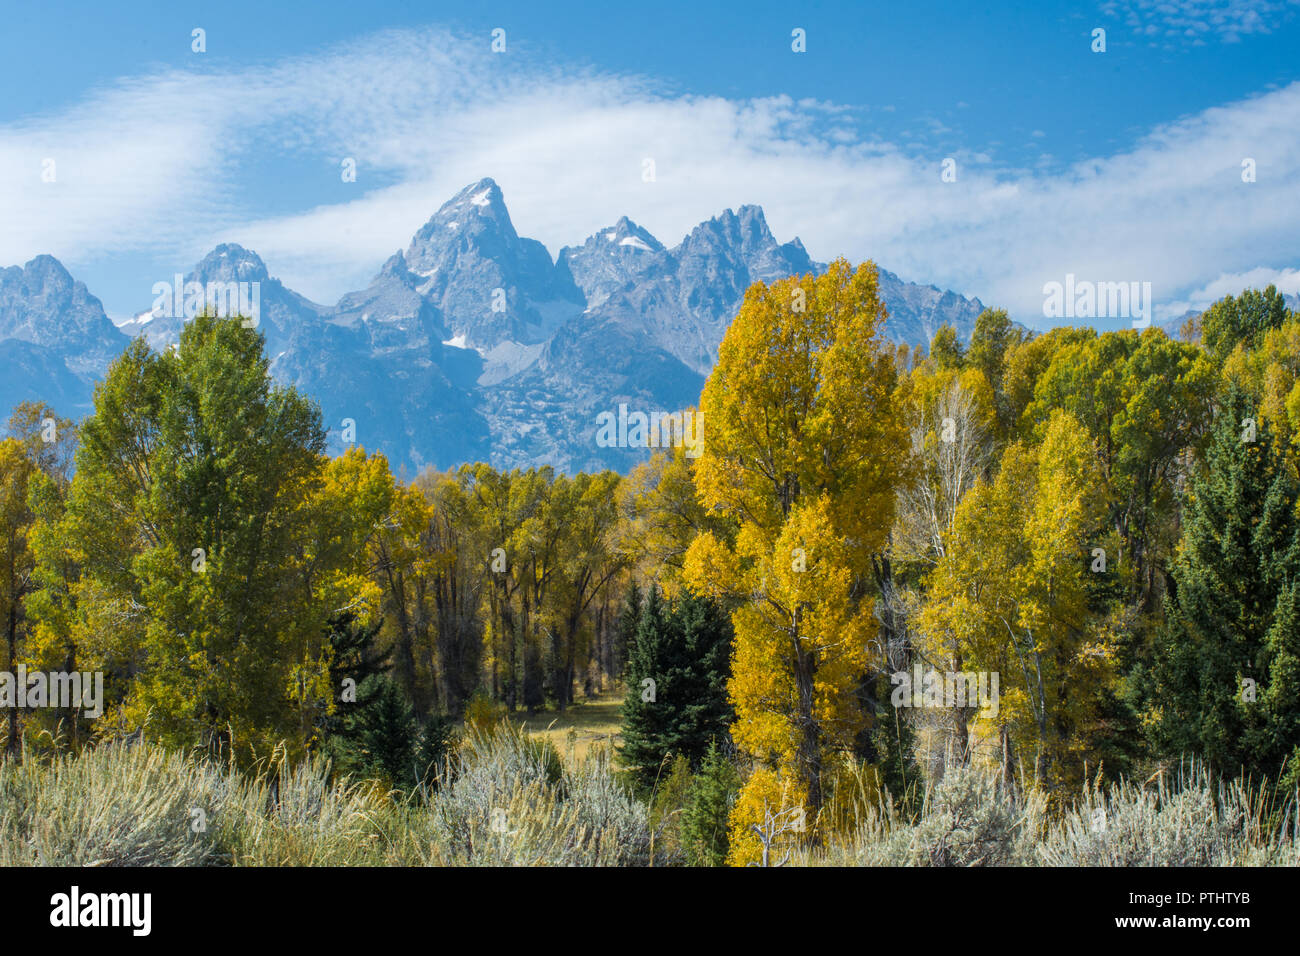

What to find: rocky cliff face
left=2, top=179, right=991, bottom=472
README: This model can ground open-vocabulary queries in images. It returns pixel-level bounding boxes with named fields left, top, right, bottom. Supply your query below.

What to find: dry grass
left=0, top=722, right=654, bottom=867
left=498, top=692, right=625, bottom=765
left=7, top=724, right=1296, bottom=867
left=793, top=761, right=1300, bottom=867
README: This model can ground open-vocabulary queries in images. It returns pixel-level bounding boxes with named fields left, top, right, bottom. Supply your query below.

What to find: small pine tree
left=356, top=675, right=419, bottom=788
left=620, top=586, right=733, bottom=792
left=855, top=670, right=921, bottom=819
left=319, top=612, right=390, bottom=743
left=614, top=579, right=643, bottom=681
left=522, top=641, right=546, bottom=713
left=413, top=713, right=456, bottom=794
left=621, top=586, right=672, bottom=790
left=680, top=741, right=740, bottom=866
left=649, top=753, right=694, bottom=863
left=1254, top=582, right=1300, bottom=791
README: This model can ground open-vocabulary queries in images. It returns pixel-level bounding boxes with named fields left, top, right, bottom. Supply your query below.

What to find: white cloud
left=2, top=25, right=1299, bottom=325
left=1162, top=267, right=1300, bottom=318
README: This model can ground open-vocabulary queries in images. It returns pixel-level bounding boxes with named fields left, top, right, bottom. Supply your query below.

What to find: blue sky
left=3, top=0, right=1300, bottom=325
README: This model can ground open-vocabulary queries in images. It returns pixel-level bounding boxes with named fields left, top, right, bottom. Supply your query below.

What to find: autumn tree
left=542, top=470, right=625, bottom=709
left=369, top=478, right=435, bottom=716
left=620, top=444, right=732, bottom=596
left=415, top=470, right=491, bottom=716
left=0, top=401, right=76, bottom=753
left=918, top=410, right=1114, bottom=791
left=1221, top=314, right=1300, bottom=461
left=894, top=365, right=996, bottom=569
left=0, top=439, right=35, bottom=755
left=683, top=258, right=907, bottom=854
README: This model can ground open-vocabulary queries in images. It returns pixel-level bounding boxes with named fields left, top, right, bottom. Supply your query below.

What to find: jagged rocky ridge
left=2, top=178, right=989, bottom=473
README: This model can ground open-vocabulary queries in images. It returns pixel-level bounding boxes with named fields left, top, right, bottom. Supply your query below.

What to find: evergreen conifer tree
left=620, top=586, right=732, bottom=791
left=1150, top=386, right=1300, bottom=785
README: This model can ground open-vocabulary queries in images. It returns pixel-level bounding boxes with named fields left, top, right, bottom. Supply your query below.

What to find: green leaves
left=33, top=314, right=389, bottom=763
left=1201, top=285, right=1293, bottom=363
left=1025, top=329, right=1215, bottom=607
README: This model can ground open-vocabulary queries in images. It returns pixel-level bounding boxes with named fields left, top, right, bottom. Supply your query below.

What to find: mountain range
left=2, top=178, right=991, bottom=473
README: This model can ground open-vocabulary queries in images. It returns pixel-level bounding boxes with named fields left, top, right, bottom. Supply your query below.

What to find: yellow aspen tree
left=918, top=410, right=1114, bottom=792
left=682, top=258, right=907, bottom=861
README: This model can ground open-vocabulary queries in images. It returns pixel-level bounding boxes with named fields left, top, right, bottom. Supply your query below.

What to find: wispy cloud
left=2, top=25, right=1298, bottom=325
left=1099, top=0, right=1300, bottom=46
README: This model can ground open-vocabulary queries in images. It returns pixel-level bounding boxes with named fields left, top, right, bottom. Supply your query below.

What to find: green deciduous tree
left=1200, top=285, right=1293, bottom=362
left=28, top=315, right=390, bottom=762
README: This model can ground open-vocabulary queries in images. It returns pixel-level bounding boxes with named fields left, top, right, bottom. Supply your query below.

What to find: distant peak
left=588, top=216, right=663, bottom=252
left=379, top=250, right=412, bottom=278
left=443, top=178, right=506, bottom=214
left=680, top=204, right=775, bottom=252
left=191, top=244, right=270, bottom=282
left=409, top=179, right=515, bottom=250
left=22, top=254, right=73, bottom=280
left=736, top=205, right=773, bottom=236
left=204, top=243, right=265, bottom=265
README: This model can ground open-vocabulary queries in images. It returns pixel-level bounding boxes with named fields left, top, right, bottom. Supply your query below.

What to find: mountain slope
left=0, top=255, right=127, bottom=415
left=2, top=181, right=991, bottom=470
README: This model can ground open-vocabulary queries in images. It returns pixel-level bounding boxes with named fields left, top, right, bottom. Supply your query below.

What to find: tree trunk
left=6, top=600, right=17, bottom=757
left=791, top=613, right=823, bottom=826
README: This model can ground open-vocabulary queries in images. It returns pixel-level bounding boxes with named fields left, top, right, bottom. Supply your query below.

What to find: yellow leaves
left=1224, top=315, right=1300, bottom=460
left=1028, top=410, right=1105, bottom=585
left=682, top=530, right=739, bottom=601
left=0, top=439, right=36, bottom=628
left=727, top=604, right=797, bottom=760
left=696, top=259, right=905, bottom=556
left=621, top=447, right=722, bottom=595
left=773, top=500, right=842, bottom=607
left=697, top=498, right=877, bottom=791
left=916, top=409, right=1115, bottom=786
left=907, top=365, right=997, bottom=440
left=726, top=765, right=808, bottom=866
left=690, top=259, right=906, bottom=810
left=319, top=447, right=400, bottom=537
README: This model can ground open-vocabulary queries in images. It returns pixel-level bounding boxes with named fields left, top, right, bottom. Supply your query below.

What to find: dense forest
left=2, top=259, right=1299, bottom=866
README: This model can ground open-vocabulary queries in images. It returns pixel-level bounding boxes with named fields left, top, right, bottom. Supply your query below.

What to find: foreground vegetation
left=2, top=260, right=1299, bottom=864
left=0, top=731, right=1295, bottom=867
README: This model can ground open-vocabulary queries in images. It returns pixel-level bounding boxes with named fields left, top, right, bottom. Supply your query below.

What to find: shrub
left=1039, top=764, right=1299, bottom=866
